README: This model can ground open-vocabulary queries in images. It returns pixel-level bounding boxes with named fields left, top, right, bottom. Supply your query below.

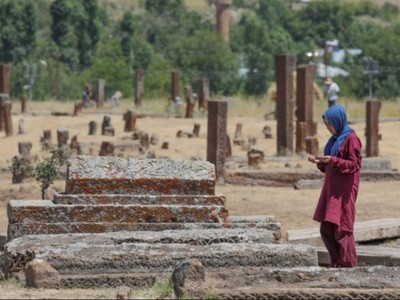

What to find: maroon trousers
left=320, top=221, right=357, bottom=267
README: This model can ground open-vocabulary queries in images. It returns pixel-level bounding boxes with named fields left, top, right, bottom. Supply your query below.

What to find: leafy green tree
left=0, top=0, right=36, bottom=63
left=235, top=12, right=295, bottom=96
left=169, top=30, right=240, bottom=95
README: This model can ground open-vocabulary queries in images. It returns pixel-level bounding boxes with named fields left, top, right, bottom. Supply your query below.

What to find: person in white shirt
left=324, top=77, right=340, bottom=107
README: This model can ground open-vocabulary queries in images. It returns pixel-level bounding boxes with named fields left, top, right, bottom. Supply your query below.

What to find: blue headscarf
left=323, top=105, right=353, bottom=156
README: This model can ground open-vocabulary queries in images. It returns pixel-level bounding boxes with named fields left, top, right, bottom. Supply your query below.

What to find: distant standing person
left=82, top=85, right=91, bottom=108
left=308, top=105, right=362, bottom=268
left=324, top=77, right=340, bottom=107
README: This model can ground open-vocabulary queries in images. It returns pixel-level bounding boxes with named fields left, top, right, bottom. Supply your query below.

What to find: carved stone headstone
left=99, top=141, right=114, bottom=156
left=18, top=118, right=25, bottom=134
left=185, top=86, right=195, bottom=118
left=57, top=128, right=69, bottom=148
left=193, top=123, right=201, bottom=138
left=207, top=100, right=228, bottom=180
left=366, top=100, right=381, bottom=157
left=101, top=115, right=111, bottom=135
left=3, top=100, right=13, bottom=136
left=88, top=121, right=97, bottom=135
left=0, top=64, right=11, bottom=94
left=135, top=68, right=144, bottom=107
left=124, top=110, right=137, bottom=132
left=276, top=54, right=296, bottom=156
left=18, top=142, right=32, bottom=156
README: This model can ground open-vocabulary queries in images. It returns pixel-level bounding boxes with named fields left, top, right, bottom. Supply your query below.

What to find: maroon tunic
left=313, top=132, right=362, bottom=232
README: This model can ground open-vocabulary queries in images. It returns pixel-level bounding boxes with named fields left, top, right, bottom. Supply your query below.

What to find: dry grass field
left=0, top=96, right=399, bottom=298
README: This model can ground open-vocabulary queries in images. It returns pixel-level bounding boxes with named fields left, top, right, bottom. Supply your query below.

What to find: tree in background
left=0, top=0, right=36, bottom=63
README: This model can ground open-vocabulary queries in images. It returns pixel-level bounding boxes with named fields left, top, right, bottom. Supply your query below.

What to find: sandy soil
left=0, top=100, right=399, bottom=298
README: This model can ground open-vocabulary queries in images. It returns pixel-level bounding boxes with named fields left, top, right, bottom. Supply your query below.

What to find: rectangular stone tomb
left=8, top=218, right=281, bottom=240
left=7, top=200, right=228, bottom=224
left=4, top=235, right=317, bottom=276
left=66, top=156, right=216, bottom=195
left=53, top=193, right=226, bottom=206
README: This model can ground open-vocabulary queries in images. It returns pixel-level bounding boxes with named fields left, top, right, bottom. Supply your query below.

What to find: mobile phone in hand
left=315, top=156, right=322, bottom=162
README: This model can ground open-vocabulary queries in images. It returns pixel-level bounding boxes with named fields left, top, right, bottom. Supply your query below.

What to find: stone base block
left=53, top=193, right=226, bottom=206
left=8, top=200, right=228, bottom=225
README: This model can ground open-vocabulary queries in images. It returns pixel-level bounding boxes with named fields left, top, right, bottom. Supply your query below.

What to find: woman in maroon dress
left=308, top=105, right=362, bottom=267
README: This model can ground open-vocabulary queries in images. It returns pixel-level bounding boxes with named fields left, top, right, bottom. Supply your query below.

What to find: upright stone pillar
left=101, top=115, right=111, bottom=135
left=0, top=64, right=12, bottom=94
left=88, top=121, right=97, bottom=135
left=275, top=54, right=296, bottom=156
left=135, top=69, right=144, bottom=107
left=171, top=71, right=180, bottom=103
left=124, top=110, right=137, bottom=132
left=207, top=100, right=227, bottom=180
left=366, top=100, right=381, bottom=157
left=197, top=78, right=210, bottom=111
left=296, top=64, right=316, bottom=152
left=185, top=86, right=195, bottom=118
left=96, top=79, right=105, bottom=109
left=215, top=0, right=232, bottom=42
left=0, top=93, right=9, bottom=131
left=21, top=95, right=28, bottom=114
left=3, top=100, right=13, bottom=136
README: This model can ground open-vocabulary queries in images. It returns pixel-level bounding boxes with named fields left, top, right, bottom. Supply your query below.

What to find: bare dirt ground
left=0, top=99, right=399, bottom=298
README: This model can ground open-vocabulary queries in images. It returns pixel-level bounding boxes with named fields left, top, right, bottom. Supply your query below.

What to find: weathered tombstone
left=0, top=93, right=8, bottom=131
left=275, top=54, right=296, bottom=156
left=41, top=130, right=52, bottom=146
left=101, top=115, right=111, bottom=135
left=366, top=100, right=381, bottom=157
left=135, top=69, right=144, bottom=108
left=215, top=0, right=232, bottom=43
left=95, top=79, right=105, bottom=109
left=73, top=101, right=83, bottom=116
left=226, top=134, right=232, bottom=158
left=150, top=133, right=159, bottom=145
left=295, top=121, right=307, bottom=153
left=124, top=110, right=137, bottom=132
left=0, top=64, right=12, bottom=94
left=185, top=86, right=195, bottom=118
left=3, top=100, right=13, bottom=136
left=18, top=118, right=25, bottom=134
left=18, top=142, right=32, bottom=156
left=248, top=152, right=262, bottom=168
left=171, top=71, right=180, bottom=103
left=193, top=123, right=201, bottom=138
left=140, top=133, right=150, bottom=149
left=161, top=141, right=169, bottom=149
left=296, top=64, right=317, bottom=152
left=197, top=78, right=209, bottom=111
left=21, top=94, right=28, bottom=114
left=262, top=125, right=273, bottom=139
left=171, top=259, right=206, bottom=299
left=70, top=135, right=81, bottom=154
left=88, top=121, right=97, bottom=135
left=103, top=126, right=115, bottom=136
left=233, top=123, right=244, bottom=145
left=99, top=141, right=114, bottom=156
left=57, top=128, right=69, bottom=148
left=207, top=100, right=228, bottom=180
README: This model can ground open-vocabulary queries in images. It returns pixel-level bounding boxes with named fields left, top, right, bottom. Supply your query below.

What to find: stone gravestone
left=215, top=0, right=232, bottom=42
left=207, top=100, right=228, bottom=181
left=135, top=68, right=144, bottom=108
left=0, top=64, right=12, bottom=94
left=171, top=71, right=180, bottom=103
left=366, top=100, right=381, bottom=157
left=275, top=54, right=296, bottom=156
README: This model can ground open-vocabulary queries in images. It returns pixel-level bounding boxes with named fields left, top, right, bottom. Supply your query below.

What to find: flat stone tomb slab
left=4, top=237, right=317, bottom=275
left=66, top=156, right=216, bottom=195
left=8, top=220, right=281, bottom=239
left=7, top=200, right=228, bottom=224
